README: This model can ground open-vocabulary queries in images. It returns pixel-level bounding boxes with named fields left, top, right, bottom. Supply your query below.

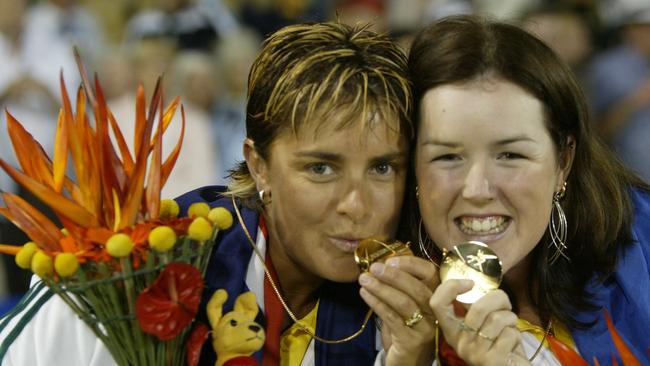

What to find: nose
left=336, top=183, right=368, bottom=222
left=249, top=324, right=261, bottom=333
left=462, top=161, right=494, bottom=203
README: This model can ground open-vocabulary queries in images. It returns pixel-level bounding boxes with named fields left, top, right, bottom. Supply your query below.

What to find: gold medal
left=354, top=237, right=413, bottom=272
left=439, top=241, right=502, bottom=304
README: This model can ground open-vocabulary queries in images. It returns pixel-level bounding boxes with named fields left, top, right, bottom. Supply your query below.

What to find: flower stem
left=121, top=257, right=148, bottom=365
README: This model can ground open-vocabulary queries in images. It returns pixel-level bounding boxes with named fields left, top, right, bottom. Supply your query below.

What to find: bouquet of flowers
left=0, top=60, right=232, bottom=365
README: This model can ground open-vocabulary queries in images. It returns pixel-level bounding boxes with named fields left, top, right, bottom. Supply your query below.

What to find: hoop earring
left=415, top=185, right=419, bottom=198
left=418, top=218, right=437, bottom=264
left=258, top=190, right=271, bottom=205
left=548, top=182, right=570, bottom=264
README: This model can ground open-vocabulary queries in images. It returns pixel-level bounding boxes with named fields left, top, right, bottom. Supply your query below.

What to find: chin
left=323, top=266, right=360, bottom=284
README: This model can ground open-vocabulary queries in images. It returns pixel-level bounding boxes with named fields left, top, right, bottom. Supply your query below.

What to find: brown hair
left=228, top=22, right=413, bottom=204
left=406, top=15, right=650, bottom=327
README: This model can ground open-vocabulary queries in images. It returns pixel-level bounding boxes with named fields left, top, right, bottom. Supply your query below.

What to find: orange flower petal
left=0, top=160, right=97, bottom=228
left=5, top=111, right=54, bottom=188
left=2, top=193, right=62, bottom=252
left=0, top=244, right=21, bottom=255
left=120, top=80, right=162, bottom=229
left=161, top=105, right=185, bottom=188
left=52, top=109, right=69, bottom=193
left=134, top=84, right=146, bottom=159
left=107, top=109, right=134, bottom=175
left=149, top=96, right=180, bottom=150
left=60, top=236, right=80, bottom=253
left=146, top=99, right=163, bottom=220
left=73, top=47, right=97, bottom=107
left=59, top=70, right=74, bottom=125
left=85, top=227, right=114, bottom=244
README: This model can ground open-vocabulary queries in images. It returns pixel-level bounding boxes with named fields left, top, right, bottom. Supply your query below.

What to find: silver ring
left=404, top=310, right=424, bottom=327
left=458, top=320, right=477, bottom=333
left=478, top=331, right=495, bottom=342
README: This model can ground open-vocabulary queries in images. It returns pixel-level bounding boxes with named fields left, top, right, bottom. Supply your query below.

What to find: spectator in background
left=167, top=51, right=221, bottom=192
left=522, top=4, right=593, bottom=73
left=0, top=0, right=62, bottom=310
left=586, top=0, right=650, bottom=181
left=212, top=28, right=260, bottom=183
left=228, top=0, right=331, bottom=38
left=21, top=0, right=104, bottom=91
left=125, top=0, right=239, bottom=51
left=424, top=0, right=473, bottom=23
left=107, top=39, right=219, bottom=199
left=337, top=0, right=386, bottom=32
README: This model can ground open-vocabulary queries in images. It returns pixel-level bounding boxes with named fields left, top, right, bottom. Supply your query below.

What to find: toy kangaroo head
left=207, top=289, right=265, bottom=366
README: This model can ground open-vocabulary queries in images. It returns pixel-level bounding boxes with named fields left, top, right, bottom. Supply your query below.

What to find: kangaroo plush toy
left=207, top=289, right=265, bottom=366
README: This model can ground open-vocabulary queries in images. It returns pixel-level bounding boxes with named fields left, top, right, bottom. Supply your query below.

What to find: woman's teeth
left=459, top=216, right=507, bottom=235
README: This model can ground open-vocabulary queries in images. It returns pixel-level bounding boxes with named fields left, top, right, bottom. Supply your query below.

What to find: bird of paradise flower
left=0, top=50, right=233, bottom=366
left=0, top=50, right=184, bottom=265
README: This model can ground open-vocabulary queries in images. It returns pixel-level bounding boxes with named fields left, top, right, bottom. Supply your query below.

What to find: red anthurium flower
left=136, top=262, right=204, bottom=340
left=186, top=323, right=210, bottom=366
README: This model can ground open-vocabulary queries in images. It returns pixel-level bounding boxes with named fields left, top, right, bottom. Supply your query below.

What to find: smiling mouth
left=456, top=216, right=510, bottom=236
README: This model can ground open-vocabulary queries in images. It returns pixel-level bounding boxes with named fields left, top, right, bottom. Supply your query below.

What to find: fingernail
left=369, top=263, right=385, bottom=275
left=386, top=257, right=399, bottom=268
left=359, top=273, right=372, bottom=285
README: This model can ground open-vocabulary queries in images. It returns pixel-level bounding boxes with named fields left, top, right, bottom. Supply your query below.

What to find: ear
left=243, top=138, right=270, bottom=193
left=207, top=289, right=228, bottom=330
left=556, top=135, right=576, bottom=191
left=234, top=291, right=259, bottom=320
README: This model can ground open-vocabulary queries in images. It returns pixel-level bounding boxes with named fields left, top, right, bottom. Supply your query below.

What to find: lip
left=329, top=236, right=362, bottom=253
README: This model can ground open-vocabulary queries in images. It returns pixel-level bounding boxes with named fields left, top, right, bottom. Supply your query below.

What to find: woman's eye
left=432, top=154, right=461, bottom=162
left=498, top=152, right=525, bottom=160
left=308, top=163, right=333, bottom=175
left=372, top=163, right=394, bottom=175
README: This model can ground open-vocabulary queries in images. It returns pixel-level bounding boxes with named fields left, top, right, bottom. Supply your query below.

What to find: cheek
left=273, top=179, right=332, bottom=226
left=417, top=173, right=456, bottom=247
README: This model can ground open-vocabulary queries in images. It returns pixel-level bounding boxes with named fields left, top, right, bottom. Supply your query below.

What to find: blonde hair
left=228, top=22, right=413, bottom=202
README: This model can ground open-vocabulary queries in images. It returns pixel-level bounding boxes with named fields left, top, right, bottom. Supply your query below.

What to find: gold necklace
left=528, top=319, right=553, bottom=362
left=231, top=196, right=373, bottom=344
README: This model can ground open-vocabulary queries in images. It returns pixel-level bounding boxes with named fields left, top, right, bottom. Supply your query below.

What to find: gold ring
left=478, top=331, right=495, bottom=342
left=404, top=310, right=424, bottom=327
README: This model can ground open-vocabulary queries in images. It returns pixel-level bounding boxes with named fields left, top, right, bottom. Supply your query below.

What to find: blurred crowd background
left=0, top=0, right=649, bottom=314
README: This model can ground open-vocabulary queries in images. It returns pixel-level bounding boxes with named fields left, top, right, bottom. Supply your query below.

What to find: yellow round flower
left=160, top=199, right=180, bottom=219
left=61, top=228, right=70, bottom=236
left=187, top=202, right=210, bottom=218
left=148, top=226, right=177, bottom=252
left=188, top=217, right=212, bottom=241
left=15, top=242, right=39, bottom=269
left=106, top=233, right=134, bottom=258
left=208, top=207, right=233, bottom=230
left=31, top=250, right=54, bottom=277
left=55, top=253, right=79, bottom=277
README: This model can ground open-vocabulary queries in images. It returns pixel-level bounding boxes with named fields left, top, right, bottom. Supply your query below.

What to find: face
left=249, top=117, right=408, bottom=283
left=415, top=77, right=571, bottom=275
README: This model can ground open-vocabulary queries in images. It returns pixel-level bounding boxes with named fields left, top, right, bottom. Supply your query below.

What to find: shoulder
left=630, top=188, right=650, bottom=251
left=175, top=186, right=260, bottom=252
left=0, top=280, right=114, bottom=365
